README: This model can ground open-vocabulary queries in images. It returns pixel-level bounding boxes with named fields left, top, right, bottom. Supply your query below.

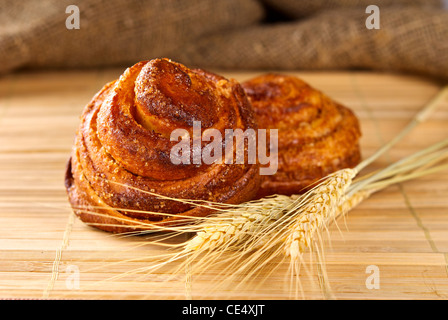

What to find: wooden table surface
left=0, top=67, right=447, bottom=300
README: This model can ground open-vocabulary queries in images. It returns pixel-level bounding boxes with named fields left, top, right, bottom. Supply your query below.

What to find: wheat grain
left=337, top=189, right=372, bottom=218
left=283, top=168, right=357, bottom=259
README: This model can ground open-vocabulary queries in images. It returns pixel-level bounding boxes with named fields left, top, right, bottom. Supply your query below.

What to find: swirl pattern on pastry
left=242, top=74, right=361, bottom=198
left=65, top=58, right=261, bottom=233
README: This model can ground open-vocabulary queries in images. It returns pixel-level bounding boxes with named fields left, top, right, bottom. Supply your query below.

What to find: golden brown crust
left=65, top=58, right=261, bottom=233
left=242, top=74, right=362, bottom=198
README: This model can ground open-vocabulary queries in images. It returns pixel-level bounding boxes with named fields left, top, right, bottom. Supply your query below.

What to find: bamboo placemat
left=0, top=68, right=447, bottom=300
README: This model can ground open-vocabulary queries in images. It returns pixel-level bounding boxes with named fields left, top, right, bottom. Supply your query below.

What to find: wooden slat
left=0, top=68, right=447, bottom=299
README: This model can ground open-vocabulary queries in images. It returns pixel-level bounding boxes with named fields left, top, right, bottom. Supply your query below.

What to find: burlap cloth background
left=1, top=0, right=447, bottom=79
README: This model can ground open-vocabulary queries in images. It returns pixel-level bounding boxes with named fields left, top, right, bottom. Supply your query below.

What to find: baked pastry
left=242, top=74, right=361, bottom=198
left=65, top=58, right=261, bottom=233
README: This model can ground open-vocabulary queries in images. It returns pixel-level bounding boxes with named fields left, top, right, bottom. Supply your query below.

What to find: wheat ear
left=185, top=195, right=296, bottom=252
left=283, top=168, right=357, bottom=259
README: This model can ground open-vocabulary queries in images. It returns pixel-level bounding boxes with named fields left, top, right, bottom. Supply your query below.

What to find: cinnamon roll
left=242, top=74, right=361, bottom=198
left=65, top=58, right=261, bottom=233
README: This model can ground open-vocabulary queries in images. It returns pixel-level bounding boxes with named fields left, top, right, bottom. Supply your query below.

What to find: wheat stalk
left=180, top=143, right=448, bottom=298
left=182, top=85, right=448, bottom=257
